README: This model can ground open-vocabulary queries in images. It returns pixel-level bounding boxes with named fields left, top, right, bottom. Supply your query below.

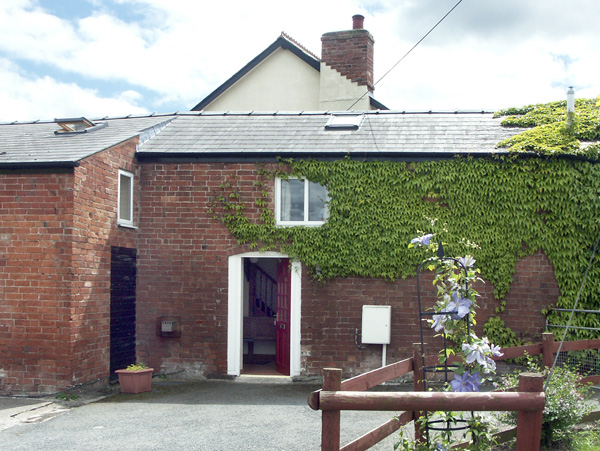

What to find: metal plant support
left=416, top=244, right=474, bottom=445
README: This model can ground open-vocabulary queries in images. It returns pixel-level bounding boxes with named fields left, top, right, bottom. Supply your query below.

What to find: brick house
left=1, top=109, right=570, bottom=394
left=0, top=116, right=172, bottom=392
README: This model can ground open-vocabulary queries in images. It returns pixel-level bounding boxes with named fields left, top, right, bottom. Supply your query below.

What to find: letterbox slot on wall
left=156, top=316, right=181, bottom=338
left=361, top=305, right=391, bottom=344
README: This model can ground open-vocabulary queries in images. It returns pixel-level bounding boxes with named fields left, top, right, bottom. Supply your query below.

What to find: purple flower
left=436, top=444, right=449, bottom=451
left=470, top=371, right=482, bottom=390
left=490, top=343, right=504, bottom=358
left=410, top=233, right=434, bottom=246
left=450, top=371, right=481, bottom=392
left=463, top=338, right=502, bottom=373
left=431, top=313, right=447, bottom=332
left=447, top=292, right=472, bottom=320
left=463, top=341, right=488, bottom=367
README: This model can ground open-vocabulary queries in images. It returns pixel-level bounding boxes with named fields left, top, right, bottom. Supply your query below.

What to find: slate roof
left=0, top=111, right=527, bottom=167
left=0, top=115, right=173, bottom=167
left=137, top=111, right=525, bottom=160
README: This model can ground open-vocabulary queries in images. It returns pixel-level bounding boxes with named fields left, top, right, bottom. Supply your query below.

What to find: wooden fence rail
left=308, top=332, right=600, bottom=451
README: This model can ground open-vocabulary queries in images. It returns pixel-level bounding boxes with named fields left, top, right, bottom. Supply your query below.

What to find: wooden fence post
left=412, top=343, right=425, bottom=444
left=322, top=368, right=342, bottom=451
left=516, top=372, right=544, bottom=451
left=542, top=332, right=554, bottom=369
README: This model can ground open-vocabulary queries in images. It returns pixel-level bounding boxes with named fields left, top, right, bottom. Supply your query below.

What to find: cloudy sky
left=0, top=0, right=598, bottom=122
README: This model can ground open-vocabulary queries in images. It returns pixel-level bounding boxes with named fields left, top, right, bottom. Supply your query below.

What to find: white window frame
left=117, top=169, right=134, bottom=227
left=275, top=177, right=328, bottom=226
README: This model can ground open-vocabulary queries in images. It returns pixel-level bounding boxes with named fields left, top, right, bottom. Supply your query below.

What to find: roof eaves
left=0, top=161, right=80, bottom=170
left=135, top=149, right=514, bottom=163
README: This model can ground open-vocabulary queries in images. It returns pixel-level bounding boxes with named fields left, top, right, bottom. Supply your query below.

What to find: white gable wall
left=318, top=63, right=372, bottom=111
left=204, top=48, right=320, bottom=111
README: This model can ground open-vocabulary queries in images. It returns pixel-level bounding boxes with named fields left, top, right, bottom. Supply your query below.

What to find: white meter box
left=361, top=305, right=391, bottom=344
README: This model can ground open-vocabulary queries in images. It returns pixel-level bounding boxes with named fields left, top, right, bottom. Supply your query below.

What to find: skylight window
left=54, top=117, right=107, bottom=135
left=324, top=113, right=363, bottom=130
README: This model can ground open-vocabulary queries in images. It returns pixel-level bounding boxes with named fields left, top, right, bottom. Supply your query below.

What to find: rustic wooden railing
left=307, top=332, right=600, bottom=451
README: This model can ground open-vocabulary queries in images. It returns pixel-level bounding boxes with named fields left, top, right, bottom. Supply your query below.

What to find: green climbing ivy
left=211, top=96, right=600, bottom=340
left=495, top=96, right=600, bottom=157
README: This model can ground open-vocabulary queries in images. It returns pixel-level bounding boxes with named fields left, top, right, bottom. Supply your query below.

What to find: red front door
left=276, top=259, right=291, bottom=375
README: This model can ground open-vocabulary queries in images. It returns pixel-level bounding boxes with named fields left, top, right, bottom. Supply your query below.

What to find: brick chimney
left=321, top=15, right=374, bottom=92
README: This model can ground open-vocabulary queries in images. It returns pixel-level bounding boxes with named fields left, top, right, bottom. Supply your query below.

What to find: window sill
left=276, top=222, right=326, bottom=227
left=117, top=222, right=138, bottom=230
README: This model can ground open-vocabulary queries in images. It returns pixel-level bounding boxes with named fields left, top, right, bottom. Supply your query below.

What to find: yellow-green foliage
left=125, top=362, right=148, bottom=371
left=496, top=97, right=600, bottom=156
left=212, top=97, right=600, bottom=339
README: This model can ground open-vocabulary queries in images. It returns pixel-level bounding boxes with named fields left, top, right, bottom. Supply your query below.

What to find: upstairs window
left=276, top=178, right=329, bottom=226
left=118, top=170, right=134, bottom=227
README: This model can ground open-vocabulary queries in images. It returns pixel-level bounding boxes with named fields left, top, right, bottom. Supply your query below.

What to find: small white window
left=324, top=113, right=363, bottom=130
left=118, top=170, right=134, bottom=227
left=275, top=178, right=329, bottom=226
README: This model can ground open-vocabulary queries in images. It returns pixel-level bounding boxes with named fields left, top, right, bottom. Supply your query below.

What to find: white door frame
left=227, top=251, right=302, bottom=377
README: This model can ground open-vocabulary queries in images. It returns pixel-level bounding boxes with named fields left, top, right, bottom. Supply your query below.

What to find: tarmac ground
left=0, top=376, right=404, bottom=451
left=1, top=375, right=599, bottom=451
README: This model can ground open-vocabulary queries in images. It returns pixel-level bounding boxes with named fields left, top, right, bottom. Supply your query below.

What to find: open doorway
left=227, top=252, right=301, bottom=378
left=241, top=258, right=289, bottom=375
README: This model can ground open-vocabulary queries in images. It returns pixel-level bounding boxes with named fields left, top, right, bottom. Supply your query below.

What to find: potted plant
left=115, top=363, right=154, bottom=394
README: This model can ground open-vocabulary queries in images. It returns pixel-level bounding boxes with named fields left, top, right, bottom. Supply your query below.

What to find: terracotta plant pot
left=115, top=368, right=154, bottom=394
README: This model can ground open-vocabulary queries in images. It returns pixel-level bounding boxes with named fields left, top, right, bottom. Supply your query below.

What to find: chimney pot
left=352, top=14, right=364, bottom=29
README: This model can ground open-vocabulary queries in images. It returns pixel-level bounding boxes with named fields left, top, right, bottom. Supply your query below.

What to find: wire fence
left=547, top=308, right=600, bottom=382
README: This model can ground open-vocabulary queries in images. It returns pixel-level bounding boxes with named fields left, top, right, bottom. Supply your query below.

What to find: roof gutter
left=0, top=161, right=80, bottom=170
left=135, top=151, right=510, bottom=164
left=135, top=151, right=600, bottom=164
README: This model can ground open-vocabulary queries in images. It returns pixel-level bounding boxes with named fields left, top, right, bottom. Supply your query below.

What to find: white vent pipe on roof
left=567, top=86, right=575, bottom=127
left=567, top=86, right=575, bottom=113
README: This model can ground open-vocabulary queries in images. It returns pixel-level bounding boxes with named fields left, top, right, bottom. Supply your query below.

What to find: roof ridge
left=1, top=110, right=503, bottom=125
left=280, top=31, right=320, bottom=61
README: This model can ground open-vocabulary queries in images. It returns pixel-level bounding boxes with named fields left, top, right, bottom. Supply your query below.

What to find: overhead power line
left=347, top=0, right=465, bottom=110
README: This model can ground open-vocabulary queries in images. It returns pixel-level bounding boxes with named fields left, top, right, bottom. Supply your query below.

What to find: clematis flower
left=410, top=233, right=434, bottom=246
left=450, top=371, right=481, bottom=392
left=458, top=255, right=476, bottom=268
left=447, top=292, right=472, bottom=320
left=463, top=338, right=502, bottom=373
left=469, top=371, right=482, bottom=391
left=485, top=357, right=497, bottom=373
left=490, top=343, right=504, bottom=358
left=431, top=313, right=447, bottom=333
left=463, top=341, right=488, bottom=367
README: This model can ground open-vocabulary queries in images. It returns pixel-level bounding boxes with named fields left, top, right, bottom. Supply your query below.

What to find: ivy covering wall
left=213, top=97, right=600, bottom=339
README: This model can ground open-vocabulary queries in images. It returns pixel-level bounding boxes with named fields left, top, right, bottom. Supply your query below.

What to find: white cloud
left=0, top=58, right=147, bottom=122
left=0, top=0, right=599, bottom=121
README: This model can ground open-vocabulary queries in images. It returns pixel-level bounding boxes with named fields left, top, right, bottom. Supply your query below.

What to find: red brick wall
left=0, top=138, right=140, bottom=394
left=137, top=161, right=561, bottom=379
left=70, top=139, right=140, bottom=385
left=301, top=275, right=424, bottom=377
left=0, top=169, right=74, bottom=393
left=321, top=29, right=374, bottom=90
left=1, top=156, right=562, bottom=391
left=477, top=250, right=560, bottom=341
left=136, top=163, right=268, bottom=376
left=301, top=252, right=559, bottom=378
